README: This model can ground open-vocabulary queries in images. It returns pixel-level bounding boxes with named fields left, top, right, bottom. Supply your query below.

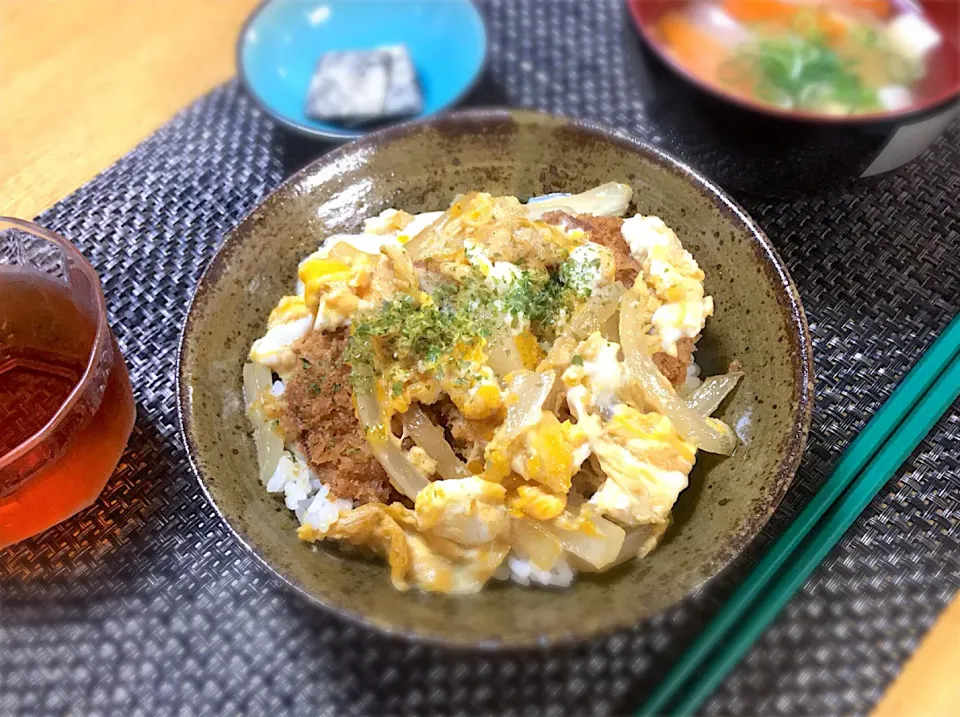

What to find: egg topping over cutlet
left=243, top=184, right=735, bottom=594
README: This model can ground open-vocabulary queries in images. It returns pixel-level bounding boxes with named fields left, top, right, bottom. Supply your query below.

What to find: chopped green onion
left=721, top=28, right=880, bottom=113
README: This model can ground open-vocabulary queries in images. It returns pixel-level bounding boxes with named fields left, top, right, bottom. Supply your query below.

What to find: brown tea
left=0, top=267, right=135, bottom=547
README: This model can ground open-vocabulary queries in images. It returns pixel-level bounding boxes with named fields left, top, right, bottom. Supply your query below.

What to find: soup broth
left=657, top=0, right=946, bottom=115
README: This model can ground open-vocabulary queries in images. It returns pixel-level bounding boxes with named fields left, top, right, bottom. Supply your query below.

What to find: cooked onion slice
left=401, top=208, right=450, bottom=260
left=404, top=194, right=489, bottom=261
left=487, top=327, right=524, bottom=376
left=544, top=507, right=625, bottom=569
left=243, top=362, right=272, bottom=408
left=243, top=362, right=284, bottom=484
left=354, top=382, right=430, bottom=500
left=511, top=518, right=564, bottom=571
left=402, top=404, right=469, bottom=479
left=539, top=282, right=624, bottom=370
left=601, top=310, right=621, bottom=343
left=687, top=372, right=744, bottom=417
left=526, top=182, right=633, bottom=219
left=251, top=423, right=284, bottom=486
left=567, top=523, right=666, bottom=572
left=619, top=293, right=737, bottom=455
left=500, top=370, right=556, bottom=445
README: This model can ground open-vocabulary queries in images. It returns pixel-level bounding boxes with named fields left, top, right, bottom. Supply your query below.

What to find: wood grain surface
left=0, top=0, right=259, bottom=217
left=0, top=1, right=955, bottom=714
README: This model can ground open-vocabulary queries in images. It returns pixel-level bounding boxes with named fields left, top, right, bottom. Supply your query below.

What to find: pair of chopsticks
left=638, top=313, right=960, bottom=717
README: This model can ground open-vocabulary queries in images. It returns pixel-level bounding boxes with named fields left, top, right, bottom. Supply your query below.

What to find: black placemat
left=2, top=1, right=958, bottom=715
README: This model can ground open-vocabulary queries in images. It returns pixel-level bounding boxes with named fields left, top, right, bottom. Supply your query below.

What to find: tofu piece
left=877, top=85, right=913, bottom=111
left=886, top=13, right=941, bottom=61
left=304, top=45, right=422, bottom=123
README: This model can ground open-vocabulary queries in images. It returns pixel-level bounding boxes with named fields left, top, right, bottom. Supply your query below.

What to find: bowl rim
left=234, top=0, right=489, bottom=141
left=177, top=107, right=815, bottom=648
left=625, top=0, right=960, bottom=126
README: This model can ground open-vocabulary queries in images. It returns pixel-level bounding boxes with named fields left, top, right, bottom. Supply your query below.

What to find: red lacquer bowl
left=625, top=0, right=960, bottom=193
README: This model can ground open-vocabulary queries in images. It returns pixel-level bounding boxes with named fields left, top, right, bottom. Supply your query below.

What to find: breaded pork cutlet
left=282, top=328, right=403, bottom=505
left=541, top=210, right=640, bottom=286
left=541, top=210, right=695, bottom=386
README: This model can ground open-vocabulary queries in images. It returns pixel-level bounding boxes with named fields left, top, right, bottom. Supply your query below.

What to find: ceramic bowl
left=625, top=0, right=960, bottom=195
left=237, top=0, right=487, bottom=141
left=177, top=109, right=814, bottom=647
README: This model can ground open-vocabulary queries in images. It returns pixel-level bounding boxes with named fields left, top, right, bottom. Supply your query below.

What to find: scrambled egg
left=375, top=324, right=507, bottom=423
left=248, top=244, right=377, bottom=371
left=621, top=215, right=713, bottom=356
left=364, top=208, right=414, bottom=235
left=563, top=332, right=624, bottom=417
left=464, top=240, right=523, bottom=293
left=445, top=193, right=525, bottom=237
left=584, top=406, right=695, bottom=527
left=473, top=370, right=590, bottom=522
left=251, top=213, right=437, bottom=371
left=401, top=530, right=511, bottom=594
left=364, top=208, right=445, bottom=243
left=300, top=489, right=510, bottom=593
left=481, top=371, right=555, bottom=482
left=248, top=295, right=314, bottom=372
left=563, top=331, right=696, bottom=527
left=384, top=353, right=503, bottom=429
left=415, top=477, right=508, bottom=545
left=450, top=193, right=583, bottom=268
left=439, top=355, right=504, bottom=421
left=566, top=242, right=617, bottom=295
left=509, top=413, right=589, bottom=494
left=384, top=373, right=443, bottom=415
left=406, top=446, right=438, bottom=479
left=250, top=187, right=728, bottom=594
left=299, top=250, right=370, bottom=331
left=507, top=482, right=567, bottom=521
left=513, top=329, right=544, bottom=369
left=298, top=237, right=414, bottom=332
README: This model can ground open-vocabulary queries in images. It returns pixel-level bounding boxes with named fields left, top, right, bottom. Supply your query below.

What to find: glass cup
left=0, top=218, right=136, bottom=548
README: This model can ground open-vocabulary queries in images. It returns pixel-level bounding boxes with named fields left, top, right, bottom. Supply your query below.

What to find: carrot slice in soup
left=724, top=1, right=855, bottom=44
left=723, top=0, right=800, bottom=24
left=842, top=0, right=892, bottom=20
left=658, top=12, right=730, bottom=83
left=817, top=9, right=850, bottom=42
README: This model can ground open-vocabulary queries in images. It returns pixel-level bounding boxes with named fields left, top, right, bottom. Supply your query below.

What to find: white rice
left=681, top=360, right=702, bottom=395
left=265, top=452, right=314, bottom=510
left=246, top=367, right=354, bottom=538
left=265, top=446, right=354, bottom=519
left=297, top=483, right=353, bottom=532
left=495, top=552, right=576, bottom=588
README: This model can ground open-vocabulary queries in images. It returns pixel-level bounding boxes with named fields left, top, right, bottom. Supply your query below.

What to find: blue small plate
left=237, top=0, right=488, bottom=141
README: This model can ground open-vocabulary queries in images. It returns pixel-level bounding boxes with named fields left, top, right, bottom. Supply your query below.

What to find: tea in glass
left=0, top=219, right=135, bottom=548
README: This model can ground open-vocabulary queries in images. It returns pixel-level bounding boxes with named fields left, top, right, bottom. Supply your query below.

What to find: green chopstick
left=638, top=313, right=960, bottom=717
left=665, top=353, right=960, bottom=716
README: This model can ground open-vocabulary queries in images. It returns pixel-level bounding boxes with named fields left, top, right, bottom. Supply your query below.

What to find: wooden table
left=1, top=1, right=957, bottom=714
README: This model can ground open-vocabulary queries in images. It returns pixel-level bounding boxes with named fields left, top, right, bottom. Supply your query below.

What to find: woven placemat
left=2, top=1, right=958, bottom=715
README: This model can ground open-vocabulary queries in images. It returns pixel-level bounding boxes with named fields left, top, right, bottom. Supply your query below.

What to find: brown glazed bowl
left=177, top=109, right=814, bottom=648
